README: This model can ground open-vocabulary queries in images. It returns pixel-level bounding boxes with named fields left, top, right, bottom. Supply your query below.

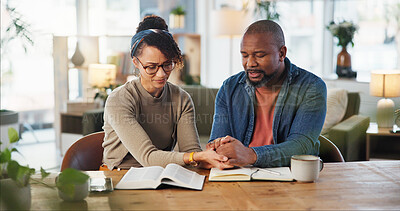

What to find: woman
left=102, top=16, right=231, bottom=170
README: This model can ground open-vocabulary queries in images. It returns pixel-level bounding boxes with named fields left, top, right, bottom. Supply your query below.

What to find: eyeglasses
left=134, top=56, right=175, bottom=75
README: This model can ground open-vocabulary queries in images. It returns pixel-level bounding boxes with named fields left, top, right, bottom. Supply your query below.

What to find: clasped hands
left=203, top=135, right=257, bottom=170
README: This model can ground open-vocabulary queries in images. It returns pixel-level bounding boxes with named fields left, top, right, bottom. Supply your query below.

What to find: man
left=208, top=20, right=327, bottom=167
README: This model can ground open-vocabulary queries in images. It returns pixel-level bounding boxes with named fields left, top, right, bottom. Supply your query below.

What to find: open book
left=115, top=163, right=205, bottom=190
left=209, top=166, right=294, bottom=182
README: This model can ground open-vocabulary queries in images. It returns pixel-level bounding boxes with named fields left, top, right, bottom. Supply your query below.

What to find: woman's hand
left=194, top=149, right=234, bottom=170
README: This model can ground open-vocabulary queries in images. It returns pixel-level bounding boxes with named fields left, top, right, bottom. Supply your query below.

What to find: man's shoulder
left=290, top=65, right=325, bottom=87
left=222, top=71, right=246, bottom=87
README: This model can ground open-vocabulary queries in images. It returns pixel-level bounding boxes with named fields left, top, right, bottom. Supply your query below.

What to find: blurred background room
left=1, top=0, right=400, bottom=172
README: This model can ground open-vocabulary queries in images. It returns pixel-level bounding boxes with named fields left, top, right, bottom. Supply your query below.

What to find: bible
left=115, top=163, right=205, bottom=190
left=209, top=166, right=294, bottom=182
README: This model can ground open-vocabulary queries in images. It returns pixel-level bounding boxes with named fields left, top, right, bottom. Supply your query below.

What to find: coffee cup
left=290, top=155, right=323, bottom=182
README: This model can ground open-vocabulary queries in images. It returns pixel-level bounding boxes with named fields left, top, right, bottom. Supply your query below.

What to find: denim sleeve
left=209, top=84, right=231, bottom=143
left=251, top=79, right=327, bottom=167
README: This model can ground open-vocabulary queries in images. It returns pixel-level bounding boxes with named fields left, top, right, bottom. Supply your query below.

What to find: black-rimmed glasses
left=135, top=56, right=175, bottom=75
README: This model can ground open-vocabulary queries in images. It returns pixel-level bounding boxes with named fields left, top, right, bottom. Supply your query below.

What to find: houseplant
left=326, top=20, right=359, bottom=78
left=1, top=2, right=34, bottom=77
left=253, top=0, right=279, bottom=20
left=169, top=5, right=185, bottom=29
left=0, top=127, right=50, bottom=210
left=56, top=168, right=90, bottom=201
left=1, top=128, right=90, bottom=208
left=93, top=83, right=120, bottom=106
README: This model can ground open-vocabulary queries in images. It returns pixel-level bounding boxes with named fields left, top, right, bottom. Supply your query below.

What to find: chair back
left=61, top=131, right=105, bottom=171
left=318, top=135, right=345, bottom=162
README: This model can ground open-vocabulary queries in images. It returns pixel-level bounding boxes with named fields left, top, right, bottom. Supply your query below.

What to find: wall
left=197, top=0, right=252, bottom=88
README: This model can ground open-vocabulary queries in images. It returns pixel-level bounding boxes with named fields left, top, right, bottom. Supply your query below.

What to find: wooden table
left=366, top=122, right=400, bottom=160
left=31, top=161, right=400, bottom=210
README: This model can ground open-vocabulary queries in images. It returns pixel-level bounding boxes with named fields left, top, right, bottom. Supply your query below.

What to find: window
left=1, top=0, right=76, bottom=125
left=333, top=0, right=398, bottom=81
left=277, top=0, right=398, bottom=80
left=277, top=0, right=325, bottom=77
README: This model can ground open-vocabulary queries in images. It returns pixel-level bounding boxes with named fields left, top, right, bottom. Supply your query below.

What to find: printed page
left=115, top=166, right=164, bottom=189
left=160, top=163, right=205, bottom=190
left=209, top=167, right=252, bottom=181
left=251, top=167, right=294, bottom=181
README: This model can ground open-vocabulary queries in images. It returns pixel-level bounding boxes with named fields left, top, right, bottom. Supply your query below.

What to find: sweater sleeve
left=176, top=91, right=202, bottom=153
left=104, top=86, right=186, bottom=168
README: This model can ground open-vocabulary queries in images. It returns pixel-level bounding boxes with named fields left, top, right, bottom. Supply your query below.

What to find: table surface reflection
left=31, top=161, right=400, bottom=210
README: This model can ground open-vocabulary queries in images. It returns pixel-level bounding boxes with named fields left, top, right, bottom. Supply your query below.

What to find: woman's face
left=133, top=46, right=172, bottom=97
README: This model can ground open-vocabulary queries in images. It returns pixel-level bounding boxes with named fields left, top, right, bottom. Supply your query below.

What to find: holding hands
left=206, top=136, right=257, bottom=168
left=193, top=149, right=234, bottom=170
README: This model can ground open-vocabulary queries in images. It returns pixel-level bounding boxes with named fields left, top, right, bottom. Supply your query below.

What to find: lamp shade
left=370, top=70, right=400, bottom=98
left=211, top=9, right=250, bottom=37
left=88, top=64, right=116, bottom=87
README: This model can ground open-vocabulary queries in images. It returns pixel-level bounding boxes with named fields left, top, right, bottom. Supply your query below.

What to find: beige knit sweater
left=102, top=78, right=202, bottom=170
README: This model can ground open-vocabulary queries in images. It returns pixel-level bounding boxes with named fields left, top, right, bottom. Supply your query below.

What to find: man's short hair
left=245, top=20, right=285, bottom=48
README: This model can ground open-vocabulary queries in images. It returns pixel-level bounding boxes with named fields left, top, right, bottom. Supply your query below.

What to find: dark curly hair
left=132, top=15, right=183, bottom=69
left=136, top=15, right=168, bottom=33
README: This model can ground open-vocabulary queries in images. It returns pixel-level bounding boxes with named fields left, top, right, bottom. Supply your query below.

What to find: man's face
left=240, top=33, right=285, bottom=87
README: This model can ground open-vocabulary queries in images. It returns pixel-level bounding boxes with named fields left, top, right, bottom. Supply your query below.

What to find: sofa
left=321, top=91, right=370, bottom=161
left=82, top=85, right=369, bottom=161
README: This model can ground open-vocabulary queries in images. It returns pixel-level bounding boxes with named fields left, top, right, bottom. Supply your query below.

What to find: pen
left=256, top=168, right=281, bottom=176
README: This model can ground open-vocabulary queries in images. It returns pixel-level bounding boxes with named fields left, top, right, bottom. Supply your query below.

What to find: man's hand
left=215, top=136, right=257, bottom=167
left=206, top=136, right=231, bottom=150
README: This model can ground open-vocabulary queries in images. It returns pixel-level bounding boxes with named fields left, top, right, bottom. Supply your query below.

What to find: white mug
left=290, top=155, right=323, bottom=182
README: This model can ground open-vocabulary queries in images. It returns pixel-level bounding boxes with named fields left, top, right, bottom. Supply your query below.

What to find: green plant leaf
left=57, top=168, right=89, bottom=185
left=171, top=5, right=185, bottom=15
left=40, top=167, right=50, bottom=179
left=8, top=128, right=19, bottom=144
left=58, top=183, right=75, bottom=199
left=7, top=160, right=32, bottom=186
left=56, top=168, right=89, bottom=198
left=0, top=148, right=11, bottom=163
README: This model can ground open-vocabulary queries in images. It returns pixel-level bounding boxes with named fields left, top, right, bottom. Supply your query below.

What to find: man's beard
left=245, top=69, right=278, bottom=88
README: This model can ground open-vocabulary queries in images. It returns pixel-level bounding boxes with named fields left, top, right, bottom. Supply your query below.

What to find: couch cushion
left=182, top=86, right=219, bottom=136
left=321, top=88, right=348, bottom=134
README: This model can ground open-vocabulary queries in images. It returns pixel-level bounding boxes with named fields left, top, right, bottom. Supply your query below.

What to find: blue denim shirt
left=210, top=58, right=327, bottom=167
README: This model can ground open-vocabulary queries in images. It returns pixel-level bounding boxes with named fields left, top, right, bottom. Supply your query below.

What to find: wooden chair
left=61, top=131, right=105, bottom=171
left=319, top=135, right=345, bottom=162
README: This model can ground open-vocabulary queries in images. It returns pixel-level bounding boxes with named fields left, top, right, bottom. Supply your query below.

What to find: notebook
left=209, top=166, right=294, bottom=182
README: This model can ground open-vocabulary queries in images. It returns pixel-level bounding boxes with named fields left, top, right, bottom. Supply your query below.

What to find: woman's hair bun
left=136, top=15, right=169, bottom=33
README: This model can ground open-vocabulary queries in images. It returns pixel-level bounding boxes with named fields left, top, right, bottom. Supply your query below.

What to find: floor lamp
left=211, top=9, right=248, bottom=75
left=370, top=70, right=400, bottom=128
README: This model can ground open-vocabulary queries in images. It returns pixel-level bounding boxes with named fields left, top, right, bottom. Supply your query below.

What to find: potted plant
left=326, top=20, right=359, bottom=78
left=1, top=2, right=34, bottom=78
left=93, top=83, right=120, bottom=107
left=169, top=5, right=186, bottom=29
left=0, top=128, right=90, bottom=208
left=56, top=168, right=90, bottom=201
left=0, top=128, right=50, bottom=210
left=253, top=0, right=280, bottom=21
left=0, top=109, right=19, bottom=151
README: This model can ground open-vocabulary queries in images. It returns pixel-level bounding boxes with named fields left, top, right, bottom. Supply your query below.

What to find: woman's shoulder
left=106, top=79, right=139, bottom=103
left=166, top=82, right=193, bottom=104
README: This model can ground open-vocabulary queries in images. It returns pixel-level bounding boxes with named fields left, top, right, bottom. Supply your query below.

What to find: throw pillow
left=321, top=88, right=348, bottom=134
